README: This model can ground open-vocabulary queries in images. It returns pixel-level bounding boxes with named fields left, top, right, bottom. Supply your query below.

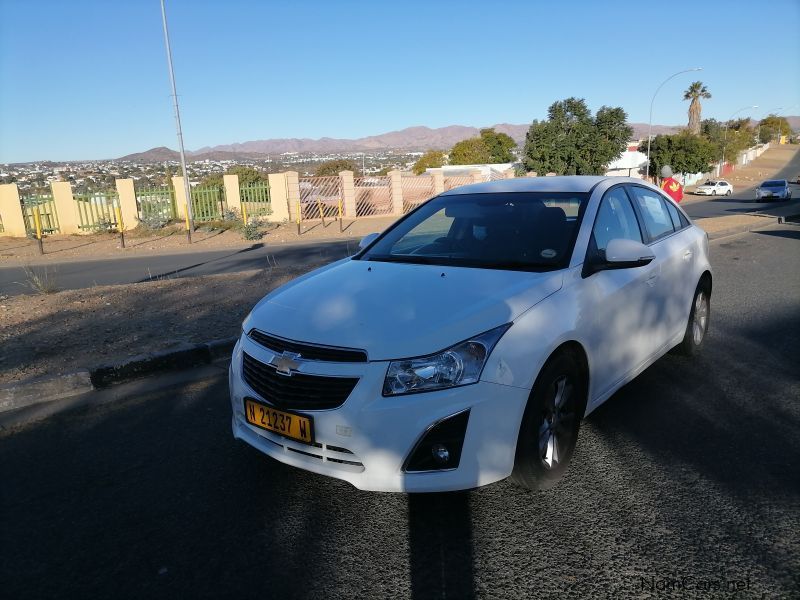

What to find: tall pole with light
left=721, top=105, right=758, bottom=174
left=160, top=0, right=194, bottom=243
left=646, top=67, right=703, bottom=180
left=774, top=104, right=798, bottom=143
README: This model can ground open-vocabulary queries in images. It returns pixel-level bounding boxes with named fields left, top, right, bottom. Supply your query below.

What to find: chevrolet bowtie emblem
left=270, top=351, right=301, bottom=376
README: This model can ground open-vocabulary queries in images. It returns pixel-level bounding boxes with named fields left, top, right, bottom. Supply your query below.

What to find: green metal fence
left=239, top=182, right=271, bottom=217
left=74, top=191, right=120, bottom=231
left=136, top=187, right=176, bottom=222
left=22, top=194, right=60, bottom=234
left=191, top=186, right=225, bottom=222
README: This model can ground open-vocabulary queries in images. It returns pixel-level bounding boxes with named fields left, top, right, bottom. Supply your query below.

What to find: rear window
left=762, top=180, right=784, bottom=187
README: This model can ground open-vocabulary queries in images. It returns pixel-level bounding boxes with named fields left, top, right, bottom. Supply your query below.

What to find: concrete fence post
left=266, top=173, right=290, bottom=222
left=51, top=181, right=80, bottom=234
left=470, top=169, right=483, bottom=184
left=285, top=171, right=301, bottom=222
left=389, top=170, right=404, bottom=215
left=339, top=170, right=356, bottom=217
left=223, top=174, right=242, bottom=214
left=172, top=176, right=188, bottom=219
left=430, top=169, right=445, bottom=194
left=115, top=178, right=138, bottom=230
left=0, top=183, right=27, bottom=237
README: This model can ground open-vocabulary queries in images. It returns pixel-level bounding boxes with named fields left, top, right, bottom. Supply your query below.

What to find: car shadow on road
left=408, top=491, right=475, bottom=599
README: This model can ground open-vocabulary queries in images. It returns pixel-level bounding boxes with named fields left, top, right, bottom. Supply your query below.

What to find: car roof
left=440, top=175, right=612, bottom=196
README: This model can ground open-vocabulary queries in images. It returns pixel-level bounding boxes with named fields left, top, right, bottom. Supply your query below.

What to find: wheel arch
left=699, top=269, right=713, bottom=293
left=544, top=340, right=590, bottom=418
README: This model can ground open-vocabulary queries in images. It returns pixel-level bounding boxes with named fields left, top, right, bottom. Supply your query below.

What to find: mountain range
left=119, top=118, right=799, bottom=163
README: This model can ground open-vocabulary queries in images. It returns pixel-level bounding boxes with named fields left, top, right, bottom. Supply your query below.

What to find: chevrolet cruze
left=229, top=177, right=712, bottom=492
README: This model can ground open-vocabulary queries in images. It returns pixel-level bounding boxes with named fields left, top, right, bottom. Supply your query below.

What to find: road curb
left=0, top=371, right=93, bottom=412
left=0, top=336, right=237, bottom=414
left=706, top=211, right=800, bottom=241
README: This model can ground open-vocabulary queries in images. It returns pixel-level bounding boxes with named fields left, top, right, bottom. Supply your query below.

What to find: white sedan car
left=230, top=177, right=712, bottom=492
left=694, top=180, right=733, bottom=196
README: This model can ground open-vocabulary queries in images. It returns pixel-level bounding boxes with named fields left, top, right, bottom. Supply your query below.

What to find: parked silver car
left=755, top=180, right=792, bottom=201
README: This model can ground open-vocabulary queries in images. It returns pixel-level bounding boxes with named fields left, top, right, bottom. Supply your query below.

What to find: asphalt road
left=1, top=224, right=799, bottom=598
left=0, top=238, right=357, bottom=297
left=683, top=147, right=800, bottom=219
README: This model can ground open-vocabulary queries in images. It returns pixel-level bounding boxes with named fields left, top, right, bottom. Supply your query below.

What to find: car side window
left=630, top=186, right=675, bottom=241
left=592, top=187, right=642, bottom=253
left=664, top=199, right=683, bottom=231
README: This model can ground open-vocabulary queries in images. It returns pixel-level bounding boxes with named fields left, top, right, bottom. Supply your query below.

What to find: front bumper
left=694, top=189, right=713, bottom=195
left=229, top=335, right=529, bottom=492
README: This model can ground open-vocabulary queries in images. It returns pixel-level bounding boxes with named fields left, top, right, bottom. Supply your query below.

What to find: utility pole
left=160, top=0, right=194, bottom=243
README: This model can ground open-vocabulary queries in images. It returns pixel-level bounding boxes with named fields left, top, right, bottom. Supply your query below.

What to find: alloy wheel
left=538, top=376, right=576, bottom=469
left=693, top=292, right=709, bottom=345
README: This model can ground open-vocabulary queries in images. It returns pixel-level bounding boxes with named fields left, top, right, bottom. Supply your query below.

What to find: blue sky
left=1, top=0, right=798, bottom=162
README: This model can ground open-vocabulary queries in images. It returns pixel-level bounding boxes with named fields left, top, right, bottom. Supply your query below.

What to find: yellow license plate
left=244, top=398, right=314, bottom=444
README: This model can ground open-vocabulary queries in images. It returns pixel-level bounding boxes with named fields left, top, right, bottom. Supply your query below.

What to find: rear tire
left=712, top=190, right=717, bottom=196
left=511, top=352, right=587, bottom=490
left=675, top=281, right=711, bottom=357
left=726, top=189, right=732, bottom=196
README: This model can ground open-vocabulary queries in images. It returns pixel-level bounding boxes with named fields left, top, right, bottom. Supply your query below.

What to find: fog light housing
left=431, top=444, right=450, bottom=464
left=403, top=409, right=470, bottom=472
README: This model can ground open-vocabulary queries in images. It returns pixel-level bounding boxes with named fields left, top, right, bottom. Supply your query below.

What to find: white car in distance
left=694, top=180, right=733, bottom=196
left=229, top=177, right=712, bottom=493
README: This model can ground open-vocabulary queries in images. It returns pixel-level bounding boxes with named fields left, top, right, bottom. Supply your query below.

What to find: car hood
left=244, top=258, right=563, bottom=360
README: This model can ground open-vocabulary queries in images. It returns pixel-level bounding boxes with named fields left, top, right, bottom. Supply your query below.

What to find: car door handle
left=683, top=250, right=693, bottom=261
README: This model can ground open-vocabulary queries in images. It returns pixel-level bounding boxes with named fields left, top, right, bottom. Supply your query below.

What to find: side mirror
left=584, top=238, right=655, bottom=277
left=358, top=232, right=380, bottom=250
left=605, top=238, right=655, bottom=268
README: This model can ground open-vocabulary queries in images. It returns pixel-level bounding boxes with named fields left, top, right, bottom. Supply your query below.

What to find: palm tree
left=683, top=81, right=711, bottom=134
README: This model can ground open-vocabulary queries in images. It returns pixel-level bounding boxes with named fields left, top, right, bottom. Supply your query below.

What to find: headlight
left=382, top=324, right=511, bottom=396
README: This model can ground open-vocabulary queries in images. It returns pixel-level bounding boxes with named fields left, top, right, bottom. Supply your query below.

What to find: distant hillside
left=118, top=146, right=180, bottom=162
left=120, top=118, right=800, bottom=163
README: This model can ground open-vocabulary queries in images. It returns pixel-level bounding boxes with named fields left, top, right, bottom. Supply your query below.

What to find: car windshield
left=762, top=180, right=784, bottom=187
left=357, top=192, right=588, bottom=271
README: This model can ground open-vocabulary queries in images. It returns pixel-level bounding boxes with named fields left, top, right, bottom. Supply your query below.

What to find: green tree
left=683, top=81, right=711, bottom=135
left=700, top=117, right=755, bottom=164
left=523, top=97, right=632, bottom=175
left=758, top=115, right=791, bottom=143
left=314, top=159, right=360, bottom=177
left=227, top=165, right=269, bottom=185
left=449, top=137, right=492, bottom=165
left=478, top=128, right=516, bottom=163
left=638, top=131, right=717, bottom=177
left=412, top=150, right=446, bottom=174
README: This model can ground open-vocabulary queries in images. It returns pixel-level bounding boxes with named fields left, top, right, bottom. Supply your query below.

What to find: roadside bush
left=139, top=213, right=170, bottom=230
left=242, top=221, right=263, bottom=240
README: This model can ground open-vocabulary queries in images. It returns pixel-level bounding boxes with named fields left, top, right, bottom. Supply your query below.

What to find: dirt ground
left=0, top=263, right=323, bottom=384
left=0, top=215, right=398, bottom=265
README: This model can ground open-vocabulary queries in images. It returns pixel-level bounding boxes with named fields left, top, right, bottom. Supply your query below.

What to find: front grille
left=248, top=330, right=367, bottom=363
left=242, top=352, right=359, bottom=410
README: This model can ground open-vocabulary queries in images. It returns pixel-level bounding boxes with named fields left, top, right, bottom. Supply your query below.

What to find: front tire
left=511, top=352, right=587, bottom=490
left=712, top=190, right=717, bottom=196
left=726, top=189, right=732, bottom=196
left=675, top=281, right=711, bottom=356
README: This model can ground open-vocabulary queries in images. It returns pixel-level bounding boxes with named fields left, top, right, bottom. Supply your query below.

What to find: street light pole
left=646, top=67, right=703, bottom=180
left=721, top=105, right=758, bottom=174
left=160, top=0, right=194, bottom=243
